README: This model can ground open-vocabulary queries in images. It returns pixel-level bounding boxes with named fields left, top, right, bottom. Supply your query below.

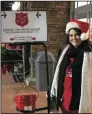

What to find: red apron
left=62, top=58, right=78, bottom=113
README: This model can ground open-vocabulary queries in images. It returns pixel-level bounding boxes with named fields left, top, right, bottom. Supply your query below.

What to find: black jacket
left=51, top=41, right=92, bottom=111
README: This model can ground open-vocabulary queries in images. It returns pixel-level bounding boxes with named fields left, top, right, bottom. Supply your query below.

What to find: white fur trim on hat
left=80, top=33, right=88, bottom=41
left=65, top=22, right=80, bottom=34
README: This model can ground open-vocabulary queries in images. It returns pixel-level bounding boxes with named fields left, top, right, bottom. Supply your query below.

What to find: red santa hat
left=65, top=19, right=90, bottom=41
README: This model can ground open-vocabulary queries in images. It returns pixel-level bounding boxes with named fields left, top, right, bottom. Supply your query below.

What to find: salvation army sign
left=1, top=11, right=47, bottom=43
left=15, top=12, right=29, bottom=27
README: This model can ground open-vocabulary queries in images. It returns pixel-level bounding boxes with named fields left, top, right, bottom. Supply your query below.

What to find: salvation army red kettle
left=14, top=84, right=39, bottom=112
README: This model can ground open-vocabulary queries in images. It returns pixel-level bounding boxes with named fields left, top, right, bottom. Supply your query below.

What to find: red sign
left=10, top=38, right=15, bottom=41
left=31, top=37, right=36, bottom=40
left=15, top=12, right=28, bottom=27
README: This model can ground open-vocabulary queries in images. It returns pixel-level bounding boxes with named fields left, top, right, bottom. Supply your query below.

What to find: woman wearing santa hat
left=50, top=19, right=92, bottom=113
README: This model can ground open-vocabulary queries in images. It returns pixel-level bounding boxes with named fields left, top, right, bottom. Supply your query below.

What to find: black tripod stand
left=11, top=42, right=51, bottom=114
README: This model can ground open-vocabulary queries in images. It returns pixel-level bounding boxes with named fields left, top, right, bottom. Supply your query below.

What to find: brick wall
left=21, top=1, right=70, bottom=60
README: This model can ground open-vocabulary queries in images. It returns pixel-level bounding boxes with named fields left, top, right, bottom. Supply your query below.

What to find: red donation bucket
left=14, top=85, right=39, bottom=112
left=14, top=94, right=36, bottom=111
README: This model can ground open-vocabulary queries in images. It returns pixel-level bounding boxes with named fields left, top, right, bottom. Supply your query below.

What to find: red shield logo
left=15, top=12, right=28, bottom=27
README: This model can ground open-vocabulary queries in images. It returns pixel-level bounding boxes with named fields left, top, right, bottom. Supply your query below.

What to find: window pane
left=78, top=2, right=87, bottom=7
left=75, top=1, right=78, bottom=8
left=87, top=1, right=92, bottom=4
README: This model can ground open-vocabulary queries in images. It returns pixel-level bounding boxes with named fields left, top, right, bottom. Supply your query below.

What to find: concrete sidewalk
left=1, top=73, right=48, bottom=113
left=2, top=83, right=48, bottom=113
left=1, top=73, right=61, bottom=113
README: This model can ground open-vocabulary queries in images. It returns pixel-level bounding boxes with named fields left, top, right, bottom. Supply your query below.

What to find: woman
left=50, top=19, right=92, bottom=113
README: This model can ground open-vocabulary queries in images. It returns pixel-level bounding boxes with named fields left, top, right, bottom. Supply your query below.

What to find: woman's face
left=69, top=29, right=82, bottom=47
